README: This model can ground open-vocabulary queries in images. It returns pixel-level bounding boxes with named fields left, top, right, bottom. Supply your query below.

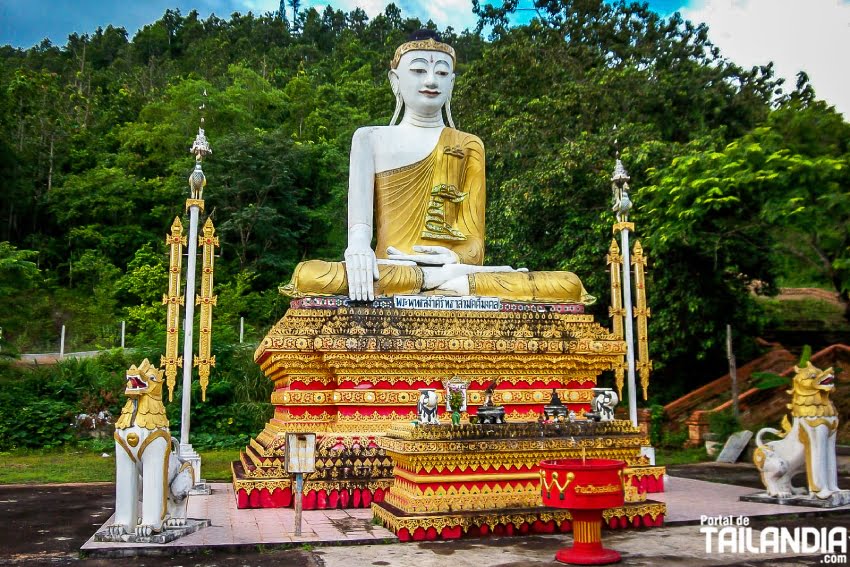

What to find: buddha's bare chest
left=371, top=127, right=444, bottom=173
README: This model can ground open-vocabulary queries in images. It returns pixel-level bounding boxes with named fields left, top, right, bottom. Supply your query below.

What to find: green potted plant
left=448, top=390, right=464, bottom=426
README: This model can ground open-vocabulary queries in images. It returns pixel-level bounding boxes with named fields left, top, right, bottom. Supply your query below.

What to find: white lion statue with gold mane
left=753, top=351, right=847, bottom=503
left=108, top=359, right=194, bottom=537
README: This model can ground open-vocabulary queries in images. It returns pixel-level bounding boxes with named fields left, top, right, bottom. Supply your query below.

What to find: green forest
left=1, top=0, right=848, bottom=441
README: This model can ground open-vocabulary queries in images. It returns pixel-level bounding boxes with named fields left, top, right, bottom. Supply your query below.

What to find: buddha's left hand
left=386, top=245, right=459, bottom=266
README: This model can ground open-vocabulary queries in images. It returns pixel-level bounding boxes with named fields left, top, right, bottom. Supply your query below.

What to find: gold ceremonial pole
left=173, top=93, right=215, bottom=491
left=162, top=217, right=185, bottom=401
left=196, top=218, right=218, bottom=402
left=607, top=238, right=626, bottom=399
left=632, top=240, right=652, bottom=400
left=611, top=151, right=638, bottom=427
left=609, top=147, right=652, bottom=419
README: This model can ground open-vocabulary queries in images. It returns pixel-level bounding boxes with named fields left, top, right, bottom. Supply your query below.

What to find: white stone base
left=94, top=518, right=210, bottom=543
left=740, top=490, right=850, bottom=508
left=179, top=443, right=202, bottom=485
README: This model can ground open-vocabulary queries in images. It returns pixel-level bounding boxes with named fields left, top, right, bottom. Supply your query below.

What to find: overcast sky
left=1, top=0, right=848, bottom=118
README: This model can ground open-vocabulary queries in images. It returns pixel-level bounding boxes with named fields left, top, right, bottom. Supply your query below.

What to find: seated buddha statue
left=282, top=31, right=594, bottom=305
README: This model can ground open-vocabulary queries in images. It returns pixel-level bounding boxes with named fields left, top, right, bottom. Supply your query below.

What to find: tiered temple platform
left=232, top=295, right=663, bottom=521
left=373, top=421, right=665, bottom=541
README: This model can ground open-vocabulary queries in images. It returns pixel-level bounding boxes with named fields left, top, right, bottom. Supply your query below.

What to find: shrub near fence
left=0, top=345, right=271, bottom=451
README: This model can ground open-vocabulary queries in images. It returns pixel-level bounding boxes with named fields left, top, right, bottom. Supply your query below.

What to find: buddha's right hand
left=344, top=244, right=380, bottom=301
left=386, top=245, right=459, bottom=266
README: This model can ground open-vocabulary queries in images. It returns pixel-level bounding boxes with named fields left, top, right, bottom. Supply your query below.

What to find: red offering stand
left=540, top=458, right=626, bottom=565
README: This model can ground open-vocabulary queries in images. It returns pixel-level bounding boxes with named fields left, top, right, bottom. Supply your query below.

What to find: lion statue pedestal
left=742, top=355, right=850, bottom=508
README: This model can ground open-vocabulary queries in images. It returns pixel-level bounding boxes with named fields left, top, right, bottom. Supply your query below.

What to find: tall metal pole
left=177, top=112, right=212, bottom=490
left=620, top=227, right=638, bottom=428
left=180, top=203, right=200, bottom=449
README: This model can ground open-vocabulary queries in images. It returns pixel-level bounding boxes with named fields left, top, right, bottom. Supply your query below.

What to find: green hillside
left=1, top=1, right=848, bottom=403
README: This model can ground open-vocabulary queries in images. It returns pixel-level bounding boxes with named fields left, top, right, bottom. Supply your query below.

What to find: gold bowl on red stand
left=540, top=458, right=626, bottom=565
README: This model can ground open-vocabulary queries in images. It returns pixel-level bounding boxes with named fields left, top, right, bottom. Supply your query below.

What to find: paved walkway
left=658, top=475, right=847, bottom=524
left=81, top=476, right=850, bottom=557
left=81, top=483, right=396, bottom=555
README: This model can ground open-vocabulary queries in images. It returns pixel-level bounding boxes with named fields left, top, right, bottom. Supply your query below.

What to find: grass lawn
left=1, top=444, right=713, bottom=484
left=0, top=447, right=240, bottom=484
left=654, top=446, right=709, bottom=466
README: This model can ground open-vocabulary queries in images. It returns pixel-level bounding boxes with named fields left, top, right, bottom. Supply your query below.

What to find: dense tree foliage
left=0, top=1, right=847, bottom=401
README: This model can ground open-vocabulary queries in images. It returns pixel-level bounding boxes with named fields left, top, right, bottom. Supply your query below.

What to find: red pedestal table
left=540, top=458, right=626, bottom=565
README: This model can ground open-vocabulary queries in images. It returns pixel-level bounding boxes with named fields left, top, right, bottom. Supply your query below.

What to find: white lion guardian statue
left=754, top=353, right=848, bottom=504
left=108, top=359, right=194, bottom=537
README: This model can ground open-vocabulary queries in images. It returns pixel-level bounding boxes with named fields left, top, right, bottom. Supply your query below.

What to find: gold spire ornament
left=195, top=217, right=218, bottom=402
left=162, top=217, right=186, bottom=401
left=632, top=240, right=652, bottom=400
left=607, top=238, right=626, bottom=398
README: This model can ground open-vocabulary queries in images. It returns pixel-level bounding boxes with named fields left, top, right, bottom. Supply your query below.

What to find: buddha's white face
left=391, top=49, right=454, bottom=117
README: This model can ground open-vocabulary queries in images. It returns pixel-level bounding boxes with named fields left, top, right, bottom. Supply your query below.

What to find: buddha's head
left=388, top=30, right=456, bottom=126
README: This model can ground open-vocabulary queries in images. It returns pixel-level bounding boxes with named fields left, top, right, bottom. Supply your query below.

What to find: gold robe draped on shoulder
left=281, top=128, right=594, bottom=304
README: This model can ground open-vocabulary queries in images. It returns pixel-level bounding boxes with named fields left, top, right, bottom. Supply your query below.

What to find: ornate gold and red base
left=233, top=301, right=638, bottom=509
left=372, top=500, right=666, bottom=541
left=371, top=423, right=665, bottom=541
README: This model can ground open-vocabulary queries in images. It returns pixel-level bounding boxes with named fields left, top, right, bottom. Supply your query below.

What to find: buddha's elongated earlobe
left=388, top=70, right=403, bottom=126
left=390, top=92, right=403, bottom=126
left=444, top=74, right=456, bottom=128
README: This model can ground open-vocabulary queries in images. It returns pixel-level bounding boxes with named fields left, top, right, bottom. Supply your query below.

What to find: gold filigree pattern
left=386, top=447, right=645, bottom=474
left=625, top=466, right=665, bottom=480
left=393, top=469, right=538, bottom=484
left=252, top=307, right=626, bottom=412
left=607, top=238, right=626, bottom=399
left=383, top=420, right=643, bottom=442
left=612, top=222, right=635, bottom=234
left=194, top=217, right=218, bottom=401
left=304, top=479, right=393, bottom=493
left=256, top=307, right=621, bottom=360
left=601, top=502, right=665, bottom=522
left=255, top=421, right=403, bottom=444
left=386, top=480, right=541, bottom=513
left=421, top=183, right=468, bottom=241
left=185, top=198, right=205, bottom=212
left=371, top=501, right=666, bottom=534
left=161, top=217, right=185, bottom=401
left=231, top=461, right=292, bottom=493
left=269, top=388, right=595, bottom=406
left=391, top=37, right=456, bottom=69
left=632, top=240, right=651, bottom=400
left=274, top=410, right=416, bottom=422
left=607, top=239, right=624, bottom=340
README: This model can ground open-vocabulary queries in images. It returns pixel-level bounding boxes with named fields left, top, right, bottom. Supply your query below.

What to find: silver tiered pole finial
left=611, top=152, right=638, bottom=429
left=189, top=110, right=212, bottom=200
left=179, top=91, right=213, bottom=491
